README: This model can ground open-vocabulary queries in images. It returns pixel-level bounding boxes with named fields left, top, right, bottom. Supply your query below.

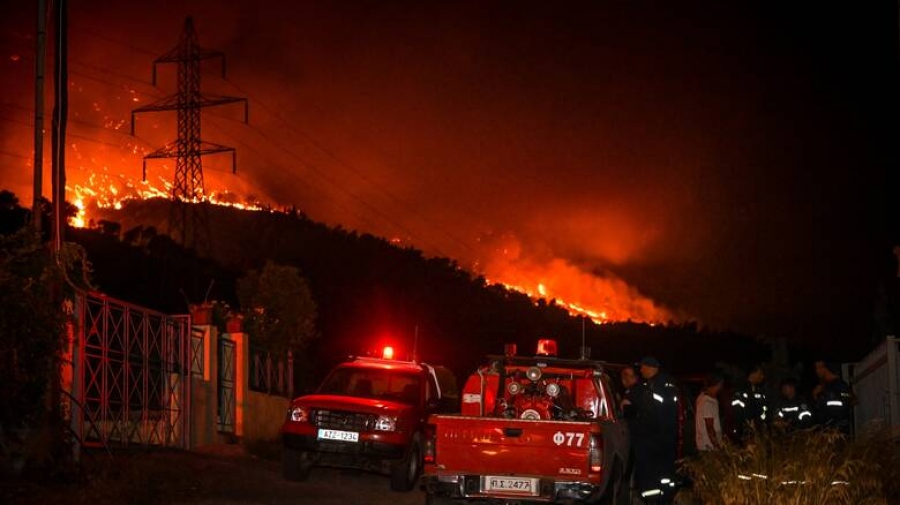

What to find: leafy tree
left=237, top=261, right=318, bottom=355
left=0, top=228, right=91, bottom=474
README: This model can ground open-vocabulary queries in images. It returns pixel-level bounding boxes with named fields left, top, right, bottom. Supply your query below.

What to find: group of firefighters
left=618, top=356, right=854, bottom=503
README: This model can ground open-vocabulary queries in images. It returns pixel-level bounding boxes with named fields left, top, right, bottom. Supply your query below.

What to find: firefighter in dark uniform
left=619, top=365, right=639, bottom=491
left=813, top=361, right=853, bottom=435
left=731, top=364, right=768, bottom=440
left=620, top=366, right=639, bottom=421
left=629, top=356, right=678, bottom=504
left=773, top=377, right=813, bottom=430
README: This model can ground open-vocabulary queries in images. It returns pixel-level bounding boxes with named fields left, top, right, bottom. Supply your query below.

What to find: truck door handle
left=504, top=428, right=523, bottom=437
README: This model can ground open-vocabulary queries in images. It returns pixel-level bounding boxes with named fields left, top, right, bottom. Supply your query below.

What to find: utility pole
left=33, top=0, right=47, bottom=232
left=50, top=0, right=67, bottom=254
left=131, top=17, right=248, bottom=252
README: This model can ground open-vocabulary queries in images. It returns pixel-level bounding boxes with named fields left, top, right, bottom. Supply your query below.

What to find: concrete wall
left=245, top=391, right=290, bottom=442
left=189, top=325, right=290, bottom=447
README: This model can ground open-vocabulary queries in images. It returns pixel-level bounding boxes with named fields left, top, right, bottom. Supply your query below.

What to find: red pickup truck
left=422, top=341, right=630, bottom=504
left=282, top=355, right=459, bottom=491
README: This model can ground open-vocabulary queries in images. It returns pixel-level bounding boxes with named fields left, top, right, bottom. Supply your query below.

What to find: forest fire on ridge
left=65, top=169, right=676, bottom=326
left=67, top=167, right=266, bottom=228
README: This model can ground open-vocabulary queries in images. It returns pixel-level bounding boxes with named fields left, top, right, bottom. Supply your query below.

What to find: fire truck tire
left=390, top=435, right=422, bottom=491
left=599, top=459, right=627, bottom=505
left=282, top=448, right=312, bottom=482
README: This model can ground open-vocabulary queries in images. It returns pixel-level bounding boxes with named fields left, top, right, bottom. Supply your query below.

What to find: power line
left=61, top=24, right=480, bottom=258
left=0, top=149, right=32, bottom=161
left=201, top=121, right=395, bottom=235
left=220, top=78, right=477, bottom=256
left=205, top=112, right=447, bottom=254
left=11, top=24, right=480, bottom=258
left=0, top=107, right=398, bottom=244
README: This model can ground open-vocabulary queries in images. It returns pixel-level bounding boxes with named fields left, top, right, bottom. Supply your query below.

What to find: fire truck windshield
left=319, top=368, right=422, bottom=405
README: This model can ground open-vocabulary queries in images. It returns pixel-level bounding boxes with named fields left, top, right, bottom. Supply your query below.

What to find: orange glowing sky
left=1, top=1, right=896, bottom=349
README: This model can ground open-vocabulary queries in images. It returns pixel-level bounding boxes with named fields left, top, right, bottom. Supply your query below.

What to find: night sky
left=1, top=1, right=898, bottom=356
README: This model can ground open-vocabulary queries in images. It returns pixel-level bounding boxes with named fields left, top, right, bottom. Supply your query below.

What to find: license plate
left=317, top=429, right=359, bottom=443
left=483, top=476, right=540, bottom=496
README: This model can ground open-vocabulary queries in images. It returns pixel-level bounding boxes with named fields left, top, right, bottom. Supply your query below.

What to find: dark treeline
left=2, top=192, right=771, bottom=386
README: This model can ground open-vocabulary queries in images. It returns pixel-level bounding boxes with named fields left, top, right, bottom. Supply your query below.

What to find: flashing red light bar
left=536, top=339, right=558, bottom=357
left=382, top=346, right=395, bottom=360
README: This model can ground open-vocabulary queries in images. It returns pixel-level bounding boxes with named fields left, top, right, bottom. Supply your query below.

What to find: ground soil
left=0, top=444, right=426, bottom=505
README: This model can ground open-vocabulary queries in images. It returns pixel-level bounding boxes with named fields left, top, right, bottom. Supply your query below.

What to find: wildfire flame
left=58, top=63, right=676, bottom=329
left=67, top=167, right=266, bottom=229
left=67, top=170, right=675, bottom=325
left=478, top=236, right=676, bottom=325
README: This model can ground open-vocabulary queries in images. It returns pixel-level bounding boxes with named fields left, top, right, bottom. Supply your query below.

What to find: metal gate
left=217, top=337, right=236, bottom=433
left=73, top=291, right=191, bottom=449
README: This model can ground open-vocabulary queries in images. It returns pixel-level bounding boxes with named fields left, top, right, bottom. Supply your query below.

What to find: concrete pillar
left=190, top=324, right=218, bottom=448
left=224, top=331, right=249, bottom=438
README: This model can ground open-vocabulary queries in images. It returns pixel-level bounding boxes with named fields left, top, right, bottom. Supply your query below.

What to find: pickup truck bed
left=422, top=353, right=629, bottom=504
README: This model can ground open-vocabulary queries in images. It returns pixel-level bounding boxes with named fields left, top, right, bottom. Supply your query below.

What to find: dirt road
left=2, top=446, right=427, bottom=505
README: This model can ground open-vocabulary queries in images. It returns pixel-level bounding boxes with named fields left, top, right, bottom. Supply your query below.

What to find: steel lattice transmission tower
left=131, top=16, right=248, bottom=251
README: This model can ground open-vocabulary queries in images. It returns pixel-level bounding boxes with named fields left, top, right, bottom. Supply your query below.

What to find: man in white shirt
left=695, top=373, right=724, bottom=451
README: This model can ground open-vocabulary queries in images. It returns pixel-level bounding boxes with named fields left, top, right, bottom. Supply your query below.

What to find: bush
left=0, top=230, right=91, bottom=476
left=681, top=427, right=886, bottom=505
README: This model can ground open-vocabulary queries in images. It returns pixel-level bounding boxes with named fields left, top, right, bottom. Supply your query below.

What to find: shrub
left=0, top=230, right=91, bottom=477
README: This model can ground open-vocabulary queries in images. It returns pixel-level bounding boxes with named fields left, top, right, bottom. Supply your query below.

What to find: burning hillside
left=67, top=170, right=679, bottom=326
left=3, top=9, right=682, bottom=328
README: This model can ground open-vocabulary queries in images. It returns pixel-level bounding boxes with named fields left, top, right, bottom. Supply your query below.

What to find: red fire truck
left=422, top=340, right=631, bottom=504
left=282, top=351, right=459, bottom=491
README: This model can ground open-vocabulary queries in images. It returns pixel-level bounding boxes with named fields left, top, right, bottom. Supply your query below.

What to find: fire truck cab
left=281, top=354, right=459, bottom=491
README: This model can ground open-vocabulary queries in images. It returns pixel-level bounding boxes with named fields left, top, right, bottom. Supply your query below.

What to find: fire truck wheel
left=599, top=459, right=627, bottom=505
left=390, top=435, right=422, bottom=491
left=282, top=448, right=312, bottom=482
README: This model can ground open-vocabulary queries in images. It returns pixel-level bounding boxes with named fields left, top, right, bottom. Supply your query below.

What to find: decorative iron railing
left=74, top=291, right=191, bottom=449
left=249, top=346, right=293, bottom=398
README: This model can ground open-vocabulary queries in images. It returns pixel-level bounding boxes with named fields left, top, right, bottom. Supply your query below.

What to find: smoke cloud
left=1, top=1, right=893, bottom=347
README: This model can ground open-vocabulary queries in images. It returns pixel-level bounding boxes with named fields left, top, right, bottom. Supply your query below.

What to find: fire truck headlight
left=526, top=366, right=542, bottom=382
left=545, top=383, right=561, bottom=398
left=508, top=382, right=523, bottom=395
left=289, top=406, right=309, bottom=423
left=374, top=415, right=398, bottom=432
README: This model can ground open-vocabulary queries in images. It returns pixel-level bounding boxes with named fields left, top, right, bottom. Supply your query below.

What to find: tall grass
left=681, top=427, right=889, bottom=505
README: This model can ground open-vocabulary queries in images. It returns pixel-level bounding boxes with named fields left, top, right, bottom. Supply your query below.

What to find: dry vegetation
left=681, top=427, right=899, bottom=505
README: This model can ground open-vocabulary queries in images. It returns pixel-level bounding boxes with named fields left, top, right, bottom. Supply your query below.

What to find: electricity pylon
left=131, top=16, right=248, bottom=252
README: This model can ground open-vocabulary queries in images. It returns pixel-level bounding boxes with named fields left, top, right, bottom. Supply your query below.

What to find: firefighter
left=620, top=365, right=639, bottom=414
left=731, top=364, right=768, bottom=440
left=773, top=377, right=813, bottom=430
left=812, top=361, right=853, bottom=435
left=695, top=373, right=724, bottom=451
left=618, top=365, right=639, bottom=496
left=631, top=356, right=678, bottom=504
